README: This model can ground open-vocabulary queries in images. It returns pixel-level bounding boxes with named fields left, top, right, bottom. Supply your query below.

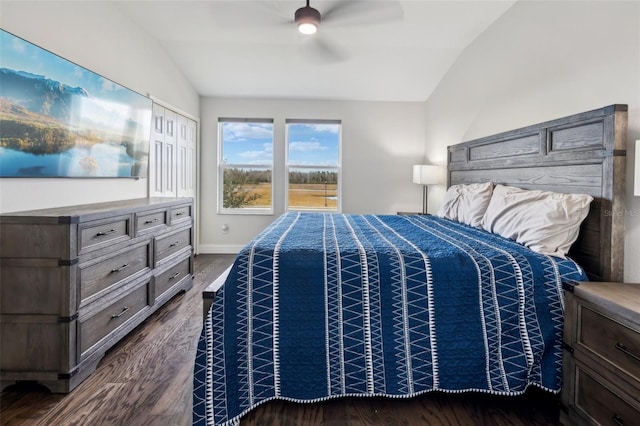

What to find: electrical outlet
left=221, top=224, right=229, bottom=234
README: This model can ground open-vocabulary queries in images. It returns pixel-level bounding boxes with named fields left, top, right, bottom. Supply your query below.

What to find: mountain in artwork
left=0, top=67, right=89, bottom=122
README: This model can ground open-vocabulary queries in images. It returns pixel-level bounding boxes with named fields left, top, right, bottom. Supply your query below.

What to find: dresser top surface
left=0, top=197, right=193, bottom=224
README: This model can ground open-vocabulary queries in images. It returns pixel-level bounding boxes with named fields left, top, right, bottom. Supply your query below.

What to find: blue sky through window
left=288, top=123, right=340, bottom=167
left=221, top=122, right=273, bottom=166
left=221, top=122, right=340, bottom=167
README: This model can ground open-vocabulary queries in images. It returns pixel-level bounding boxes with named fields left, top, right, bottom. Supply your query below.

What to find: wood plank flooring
left=1, top=254, right=561, bottom=426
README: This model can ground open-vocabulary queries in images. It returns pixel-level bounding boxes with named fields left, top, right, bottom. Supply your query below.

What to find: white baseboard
left=197, top=244, right=243, bottom=254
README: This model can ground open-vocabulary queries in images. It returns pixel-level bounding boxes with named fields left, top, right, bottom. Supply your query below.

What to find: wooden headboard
left=447, top=104, right=627, bottom=282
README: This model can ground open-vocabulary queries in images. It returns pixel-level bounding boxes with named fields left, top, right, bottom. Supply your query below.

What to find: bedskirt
left=193, top=212, right=588, bottom=425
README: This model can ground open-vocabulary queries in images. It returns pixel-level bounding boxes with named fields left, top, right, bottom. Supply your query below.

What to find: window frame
left=285, top=119, right=342, bottom=213
left=217, top=117, right=274, bottom=215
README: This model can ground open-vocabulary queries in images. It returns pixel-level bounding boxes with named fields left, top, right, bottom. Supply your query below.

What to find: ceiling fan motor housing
left=295, top=5, right=321, bottom=28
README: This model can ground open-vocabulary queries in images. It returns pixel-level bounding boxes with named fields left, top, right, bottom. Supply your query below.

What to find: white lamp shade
left=635, top=140, right=640, bottom=196
left=413, top=164, right=439, bottom=185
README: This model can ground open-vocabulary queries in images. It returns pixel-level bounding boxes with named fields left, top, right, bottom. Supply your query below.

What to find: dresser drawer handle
left=615, top=342, right=640, bottom=363
left=612, top=414, right=624, bottom=426
left=169, top=241, right=180, bottom=248
left=144, top=218, right=159, bottom=224
left=169, top=272, right=181, bottom=281
left=110, top=264, right=130, bottom=273
left=96, top=229, right=117, bottom=236
left=175, top=212, right=184, bottom=216
left=110, top=306, right=129, bottom=319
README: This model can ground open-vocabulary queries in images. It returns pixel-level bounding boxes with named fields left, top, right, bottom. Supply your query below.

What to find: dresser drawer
left=580, top=305, right=640, bottom=381
left=136, top=209, right=168, bottom=235
left=155, top=256, right=191, bottom=299
left=79, top=281, right=150, bottom=358
left=574, top=364, right=640, bottom=425
left=170, top=204, right=192, bottom=225
left=79, top=215, right=131, bottom=254
left=79, top=242, right=152, bottom=305
left=155, top=227, right=191, bottom=264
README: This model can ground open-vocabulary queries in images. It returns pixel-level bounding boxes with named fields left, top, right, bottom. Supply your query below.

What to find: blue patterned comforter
left=193, top=212, right=587, bottom=425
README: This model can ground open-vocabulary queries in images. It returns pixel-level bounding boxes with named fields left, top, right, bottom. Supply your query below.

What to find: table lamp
left=413, top=164, right=440, bottom=214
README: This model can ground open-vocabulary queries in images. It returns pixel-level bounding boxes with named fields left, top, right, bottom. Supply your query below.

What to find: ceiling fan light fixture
left=295, top=3, right=321, bottom=35
left=298, top=21, right=318, bottom=35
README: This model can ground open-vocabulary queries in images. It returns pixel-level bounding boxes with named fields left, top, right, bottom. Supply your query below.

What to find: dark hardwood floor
left=1, top=254, right=561, bottom=425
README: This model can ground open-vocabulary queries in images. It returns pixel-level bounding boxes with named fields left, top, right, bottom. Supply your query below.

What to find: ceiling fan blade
left=302, top=35, right=349, bottom=63
left=210, top=1, right=292, bottom=29
left=321, top=0, right=404, bottom=27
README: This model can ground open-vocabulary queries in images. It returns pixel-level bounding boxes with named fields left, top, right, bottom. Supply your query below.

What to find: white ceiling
left=116, top=0, right=516, bottom=102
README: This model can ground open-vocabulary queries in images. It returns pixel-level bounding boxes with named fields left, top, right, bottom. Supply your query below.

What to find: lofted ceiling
left=116, top=0, right=517, bottom=102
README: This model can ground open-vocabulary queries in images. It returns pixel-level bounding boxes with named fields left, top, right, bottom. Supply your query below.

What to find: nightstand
left=561, top=281, right=640, bottom=425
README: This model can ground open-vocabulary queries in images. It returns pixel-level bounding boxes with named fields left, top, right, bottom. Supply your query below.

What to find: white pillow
left=481, top=184, right=593, bottom=258
left=437, top=182, right=494, bottom=227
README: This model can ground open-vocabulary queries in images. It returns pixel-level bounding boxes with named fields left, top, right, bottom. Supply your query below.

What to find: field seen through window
left=233, top=183, right=338, bottom=210
left=223, top=169, right=338, bottom=210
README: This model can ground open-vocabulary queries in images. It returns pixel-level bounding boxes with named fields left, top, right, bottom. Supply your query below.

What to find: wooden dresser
left=561, top=281, right=640, bottom=425
left=0, top=197, right=194, bottom=393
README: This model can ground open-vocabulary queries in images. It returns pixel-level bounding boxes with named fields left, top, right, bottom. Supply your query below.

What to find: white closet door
left=163, top=109, right=177, bottom=197
left=149, top=104, right=166, bottom=197
left=148, top=103, right=196, bottom=199
left=177, top=117, right=197, bottom=198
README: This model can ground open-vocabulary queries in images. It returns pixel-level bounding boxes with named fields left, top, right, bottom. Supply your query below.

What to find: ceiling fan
left=290, top=0, right=404, bottom=61
left=210, top=1, right=403, bottom=63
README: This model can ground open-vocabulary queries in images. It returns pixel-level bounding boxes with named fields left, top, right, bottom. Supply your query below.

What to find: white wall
left=199, top=97, right=427, bottom=253
left=424, top=1, right=640, bottom=281
left=0, top=1, right=199, bottom=213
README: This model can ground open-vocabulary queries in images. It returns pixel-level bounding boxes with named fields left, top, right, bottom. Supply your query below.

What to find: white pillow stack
left=437, top=182, right=593, bottom=258
left=436, top=182, right=494, bottom=227
left=481, top=184, right=593, bottom=258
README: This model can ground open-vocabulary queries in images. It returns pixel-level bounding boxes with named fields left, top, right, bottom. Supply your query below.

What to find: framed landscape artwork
left=0, top=29, right=152, bottom=178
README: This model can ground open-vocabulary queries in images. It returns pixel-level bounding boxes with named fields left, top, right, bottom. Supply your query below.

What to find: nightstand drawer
left=580, top=305, right=640, bottom=382
left=574, top=364, right=640, bottom=426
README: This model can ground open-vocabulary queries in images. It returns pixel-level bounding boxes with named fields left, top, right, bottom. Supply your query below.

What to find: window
left=218, top=118, right=273, bottom=213
left=286, top=119, right=341, bottom=212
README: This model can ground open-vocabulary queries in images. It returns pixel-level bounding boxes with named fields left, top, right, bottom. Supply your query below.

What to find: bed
left=193, top=104, right=627, bottom=426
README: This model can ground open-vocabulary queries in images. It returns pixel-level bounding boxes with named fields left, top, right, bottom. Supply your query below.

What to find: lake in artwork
left=0, top=143, right=143, bottom=177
